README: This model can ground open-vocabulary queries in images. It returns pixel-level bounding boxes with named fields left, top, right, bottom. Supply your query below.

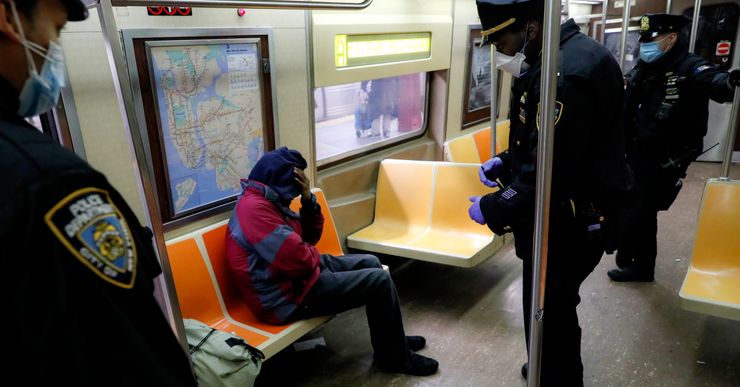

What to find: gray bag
left=184, top=319, right=265, bottom=387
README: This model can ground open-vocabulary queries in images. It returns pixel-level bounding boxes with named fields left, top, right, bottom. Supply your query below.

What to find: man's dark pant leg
left=522, top=216, right=603, bottom=387
left=296, top=254, right=408, bottom=361
left=631, top=209, right=658, bottom=275
left=319, top=253, right=382, bottom=272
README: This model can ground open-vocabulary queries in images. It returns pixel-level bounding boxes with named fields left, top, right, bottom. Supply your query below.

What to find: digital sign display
left=335, top=32, right=431, bottom=68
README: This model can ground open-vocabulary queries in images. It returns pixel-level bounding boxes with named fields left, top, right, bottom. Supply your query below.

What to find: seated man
left=225, top=147, right=438, bottom=376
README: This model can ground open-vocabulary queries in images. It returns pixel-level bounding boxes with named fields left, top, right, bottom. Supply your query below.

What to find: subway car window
left=314, top=72, right=427, bottom=165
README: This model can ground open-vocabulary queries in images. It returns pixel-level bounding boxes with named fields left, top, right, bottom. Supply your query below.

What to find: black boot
left=607, top=266, right=654, bottom=282
left=615, top=251, right=632, bottom=269
left=406, top=336, right=426, bottom=351
left=376, top=351, right=439, bottom=376
left=521, top=362, right=528, bottom=379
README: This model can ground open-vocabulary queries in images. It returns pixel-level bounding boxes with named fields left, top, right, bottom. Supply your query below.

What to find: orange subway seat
left=166, top=238, right=269, bottom=346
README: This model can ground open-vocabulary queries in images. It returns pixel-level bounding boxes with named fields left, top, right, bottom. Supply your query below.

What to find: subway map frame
left=123, top=28, right=277, bottom=228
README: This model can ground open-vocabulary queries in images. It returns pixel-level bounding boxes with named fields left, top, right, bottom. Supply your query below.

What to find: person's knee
left=359, top=254, right=382, bottom=269
left=366, top=268, right=393, bottom=289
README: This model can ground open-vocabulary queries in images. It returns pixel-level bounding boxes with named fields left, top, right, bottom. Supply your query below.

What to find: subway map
left=150, top=42, right=265, bottom=215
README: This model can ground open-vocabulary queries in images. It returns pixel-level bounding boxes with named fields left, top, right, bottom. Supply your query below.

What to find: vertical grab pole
left=527, top=0, right=561, bottom=385
left=600, top=0, right=608, bottom=45
left=720, top=87, right=740, bottom=180
left=96, top=0, right=190, bottom=356
left=666, top=0, right=672, bottom=13
left=618, top=0, right=631, bottom=70
left=688, top=0, right=702, bottom=53
left=490, top=45, right=498, bottom=157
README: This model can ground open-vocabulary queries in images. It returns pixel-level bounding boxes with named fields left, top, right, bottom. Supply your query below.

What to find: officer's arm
left=692, top=66, right=734, bottom=103
left=551, top=76, right=599, bottom=195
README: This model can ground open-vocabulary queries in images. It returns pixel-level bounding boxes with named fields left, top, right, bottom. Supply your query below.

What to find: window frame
left=315, top=72, right=431, bottom=168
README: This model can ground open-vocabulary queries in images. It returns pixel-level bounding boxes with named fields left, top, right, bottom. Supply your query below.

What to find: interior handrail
left=110, top=0, right=373, bottom=10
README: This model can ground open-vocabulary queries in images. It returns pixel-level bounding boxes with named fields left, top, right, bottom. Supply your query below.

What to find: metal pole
left=618, top=0, right=631, bottom=70
left=720, top=87, right=740, bottom=180
left=600, top=0, right=608, bottom=45
left=306, top=10, right=318, bottom=185
left=97, top=0, right=189, bottom=354
left=111, top=0, right=373, bottom=10
left=527, top=0, right=561, bottom=385
left=490, top=45, right=498, bottom=157
left=688, top=0, right=702, bottom=53
left=666, top=0, right=672, bottom=13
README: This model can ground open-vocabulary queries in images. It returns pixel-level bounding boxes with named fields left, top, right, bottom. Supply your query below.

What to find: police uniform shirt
left=0, top=76, right=196, bottom=386
left=479, top=19, right=635, bottom=256
left=625, top=27, right=734, bottom=181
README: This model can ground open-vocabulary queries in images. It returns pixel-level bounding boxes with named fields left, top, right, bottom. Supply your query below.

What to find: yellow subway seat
left=679, top=180, right=740, bottom=321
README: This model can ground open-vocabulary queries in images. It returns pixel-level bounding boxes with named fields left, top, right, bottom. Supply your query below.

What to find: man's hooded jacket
left=225, top=147, right=324, bottom=324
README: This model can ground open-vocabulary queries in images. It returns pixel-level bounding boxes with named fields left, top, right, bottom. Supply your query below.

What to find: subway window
left=314, top=72, right=428, bottom=165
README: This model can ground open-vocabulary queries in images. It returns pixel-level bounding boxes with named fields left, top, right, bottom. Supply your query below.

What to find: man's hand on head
left=293, top=168, right=311, bottom=199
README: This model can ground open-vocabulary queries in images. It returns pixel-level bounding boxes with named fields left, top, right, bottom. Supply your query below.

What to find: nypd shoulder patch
left=45, top=188, right=137, bottom=289
left=536, top=101, right=564, bottom=130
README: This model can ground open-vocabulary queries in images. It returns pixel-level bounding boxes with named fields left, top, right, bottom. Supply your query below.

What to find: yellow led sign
left=335, top=32, right=431, bottom=68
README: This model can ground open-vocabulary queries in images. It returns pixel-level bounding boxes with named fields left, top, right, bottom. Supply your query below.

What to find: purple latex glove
left=468, top=196, right=485, bottom=225
left=479, top=157, right=503, bottom=187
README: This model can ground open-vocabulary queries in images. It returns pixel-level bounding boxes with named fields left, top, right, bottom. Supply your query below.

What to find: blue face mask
left=639, top=37, right=668, bottom=63
left=11, top=1, right=67, bottom=118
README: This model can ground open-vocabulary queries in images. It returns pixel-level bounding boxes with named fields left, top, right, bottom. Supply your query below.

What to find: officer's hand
left=479, top=157, right=503, bottom=187
left=729, top=69, right=740, bottom=88
left=468, top=196, right=486, bottom=225
left=294, top=168, right=312, bottom=199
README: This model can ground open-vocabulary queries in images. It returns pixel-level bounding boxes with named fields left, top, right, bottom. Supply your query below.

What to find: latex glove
left=468, top=196, right=485, bottom=225
left=730, top=69, right=740, bottom=88
left=479, top=157, right=504, bottom=187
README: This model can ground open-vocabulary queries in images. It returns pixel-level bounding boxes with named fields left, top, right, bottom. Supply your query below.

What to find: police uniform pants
left=293, top=254, right=409, bottom=362
left=616, top=206, right=658, bottom=274
left=521, top=210, right=604, bottom=387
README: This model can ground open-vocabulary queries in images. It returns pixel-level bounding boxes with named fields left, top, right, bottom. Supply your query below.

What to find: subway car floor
left=254, top=162, right=740, bottom=387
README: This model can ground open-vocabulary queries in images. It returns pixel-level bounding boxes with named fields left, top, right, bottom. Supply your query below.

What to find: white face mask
left=494, top=23, right=531, bottom=78
left=495, top=51, right=529, bottom=78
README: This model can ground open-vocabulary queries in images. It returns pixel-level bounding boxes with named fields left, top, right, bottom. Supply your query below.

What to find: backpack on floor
left=184, top=319, right=265, bottom=387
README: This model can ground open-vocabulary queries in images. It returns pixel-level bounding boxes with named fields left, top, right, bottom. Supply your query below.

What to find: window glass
left=314, top=73, right=427, bottom=164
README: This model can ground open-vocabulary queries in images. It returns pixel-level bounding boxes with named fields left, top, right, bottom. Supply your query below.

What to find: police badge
left=45, top=188, right=137, bottom=288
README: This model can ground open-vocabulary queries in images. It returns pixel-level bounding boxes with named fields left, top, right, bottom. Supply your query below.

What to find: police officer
left=607, top=13, right=740, bottom=282
left=0, top=1, right=195, bottom=384
left=469, top=0, right=635, bottom=385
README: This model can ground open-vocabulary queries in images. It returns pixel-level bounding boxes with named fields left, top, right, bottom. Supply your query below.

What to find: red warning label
left=716, top=41, right=731, bottom=56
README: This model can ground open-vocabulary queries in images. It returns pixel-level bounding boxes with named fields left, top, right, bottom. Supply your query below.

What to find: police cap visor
left=638, top=13, right=690, bottom=42
left=476, top=0, right=539, bottom=45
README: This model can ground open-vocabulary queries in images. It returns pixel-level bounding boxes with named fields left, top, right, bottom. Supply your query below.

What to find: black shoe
left=521, top=362, right=528, bottom=379
left=615, top=253, right=632, bottom=269
left=407, top=335, right=426, bottom=351
left=607, top=266, right=654, bottom=282
left=376, top=352, right=439, bottom=376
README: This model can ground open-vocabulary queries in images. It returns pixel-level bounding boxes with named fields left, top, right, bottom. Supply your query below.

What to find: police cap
left=639, top=13, right=690, bottom=41
left=476, top=0, right=541, bottom=45
left=63, top=0, right=89, bottom=21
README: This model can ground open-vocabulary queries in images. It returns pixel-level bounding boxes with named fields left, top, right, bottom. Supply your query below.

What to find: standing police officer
left=608, top=14, right=740, bottom=282
left=0, top=1, right=196, bottom=384
left=469, top=0, right=635, bottom=385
